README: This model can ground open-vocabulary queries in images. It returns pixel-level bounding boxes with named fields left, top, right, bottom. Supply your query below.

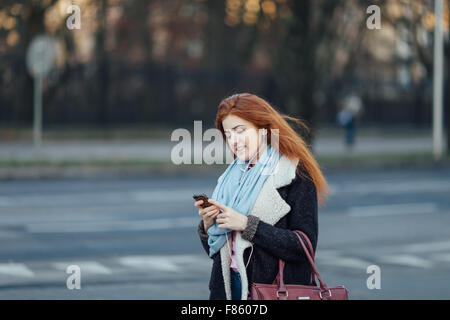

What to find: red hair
left=215, top=93, right=329, bottom=206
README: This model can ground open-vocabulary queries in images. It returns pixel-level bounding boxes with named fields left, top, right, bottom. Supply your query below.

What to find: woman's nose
left=228, top=132, right=239, bottom=145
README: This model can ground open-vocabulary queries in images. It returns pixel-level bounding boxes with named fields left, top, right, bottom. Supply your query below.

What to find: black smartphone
left=193, top=193, right=212, bottom=209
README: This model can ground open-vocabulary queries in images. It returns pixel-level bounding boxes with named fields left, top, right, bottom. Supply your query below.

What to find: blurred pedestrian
left=337, top=92, right=364, bottom=151
left=194, top=93, right=329, bottom=300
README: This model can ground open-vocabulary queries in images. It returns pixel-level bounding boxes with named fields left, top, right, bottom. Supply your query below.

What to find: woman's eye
left=225, top=132, right=231, bottom=139
left=236, top=128, right=246, bottom=134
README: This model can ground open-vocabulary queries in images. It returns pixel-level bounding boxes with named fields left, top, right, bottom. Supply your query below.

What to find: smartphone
left=193, top=193, right=212, bottom=209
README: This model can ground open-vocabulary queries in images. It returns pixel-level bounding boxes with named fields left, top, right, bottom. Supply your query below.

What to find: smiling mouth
left=236, top=146, right=246, bottom=153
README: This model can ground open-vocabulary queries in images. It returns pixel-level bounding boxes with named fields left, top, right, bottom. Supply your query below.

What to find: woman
left=194, top=93, right=329, bottom=300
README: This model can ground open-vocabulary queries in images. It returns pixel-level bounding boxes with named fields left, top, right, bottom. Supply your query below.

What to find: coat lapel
left=220, top=155, right=299, bottom=300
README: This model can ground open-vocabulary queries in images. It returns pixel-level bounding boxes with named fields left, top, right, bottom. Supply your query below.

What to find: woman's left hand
left=207, top=199, right=248, bottom=231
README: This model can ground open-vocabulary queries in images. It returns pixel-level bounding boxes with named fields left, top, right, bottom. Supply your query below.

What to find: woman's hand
left=207, top=199, right=248, bottom=232
left=194, top=200, right=220, bottom=232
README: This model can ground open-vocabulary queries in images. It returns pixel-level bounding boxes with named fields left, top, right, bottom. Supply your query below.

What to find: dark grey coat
left=197, top=156, right=318, bottom=300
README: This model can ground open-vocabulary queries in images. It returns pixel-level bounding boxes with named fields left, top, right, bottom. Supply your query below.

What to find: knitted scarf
left=207, top=144, right=281, bottom=257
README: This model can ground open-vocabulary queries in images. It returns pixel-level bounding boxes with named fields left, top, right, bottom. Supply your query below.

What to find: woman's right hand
left=194, top=200, right=220, bottom=232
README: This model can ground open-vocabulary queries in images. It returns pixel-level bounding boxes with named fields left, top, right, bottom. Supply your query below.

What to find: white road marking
left=316, top=250, right=340, bottom=258
left=26, top=217, right=199, bottom=233
left=0, top=263, right=34, bottom=278
left=0, top=254, right=211, bottom=286
left=0, top=189, right=200, bottom=208
left=117, top=254, right=211, bottom=273
left=402, top=240, right=450, bottom=253
left=316, top=256, right=372, bottom=270
left=429, top=253, right=450, bottom=263
left=348, top=203, right=437, bottom=217
left=118, top=256, right=179, bottom=272
left=380, top=254, right=433, bottom=269
left=52, top=261, right=112, bottom=275
left=329, top=180, right=450, bottom=195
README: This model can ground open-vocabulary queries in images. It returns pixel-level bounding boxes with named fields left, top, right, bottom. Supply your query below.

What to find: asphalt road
left=0, top=165, right=449, bottom=299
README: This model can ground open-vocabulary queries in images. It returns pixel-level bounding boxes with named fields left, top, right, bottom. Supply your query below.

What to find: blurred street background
left=0, top=0, right=449, bottom=299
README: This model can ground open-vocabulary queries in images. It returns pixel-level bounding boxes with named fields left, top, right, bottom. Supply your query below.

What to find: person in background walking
left=337, top=92, right=364, bottom=151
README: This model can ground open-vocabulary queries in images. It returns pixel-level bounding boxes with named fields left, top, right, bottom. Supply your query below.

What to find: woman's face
left=222, top=115, right=263, bottom=162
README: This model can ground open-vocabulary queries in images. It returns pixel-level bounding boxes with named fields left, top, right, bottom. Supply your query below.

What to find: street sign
left=26, top=34, right=56, bottom=78
left=25, top=35, right=57, bottom=150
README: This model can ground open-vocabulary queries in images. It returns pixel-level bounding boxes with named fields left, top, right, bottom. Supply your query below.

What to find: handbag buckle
left=319, top=289, right=332, bottom=300
left=276, top=290, right=288, bottom=298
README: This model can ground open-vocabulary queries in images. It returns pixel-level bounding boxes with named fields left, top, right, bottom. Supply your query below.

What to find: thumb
left=207, top=199, right=227, bottom=211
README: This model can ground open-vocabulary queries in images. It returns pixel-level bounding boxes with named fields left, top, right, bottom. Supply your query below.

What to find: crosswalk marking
left=0, top=263, right=34, bottom=278
left=379, top=254, right=434, bottom=269
left=329, top=180, right=450, bottom=195
left=317, top=256, right=372, bottom=270
left=402, top=240, right=450, bottom=253
left=116, top=254, right=211, bottom=273
left=316, top=249, right=340, bottom=257
left=51, top=261, right=112, bottom=275
left=0, top=247, right=449, bottom=288
left=117, top=255, right=185, bottom=272
left=429, top=253, right=450, bottom=263
left=348, top=203, right=437, bottom=217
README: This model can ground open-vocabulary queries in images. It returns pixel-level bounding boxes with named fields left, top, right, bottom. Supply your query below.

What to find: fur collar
left=219, top=155, right=299, bottom=300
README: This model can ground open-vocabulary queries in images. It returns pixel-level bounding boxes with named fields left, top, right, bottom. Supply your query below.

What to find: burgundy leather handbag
left=249, top=230, right=349, bottom=300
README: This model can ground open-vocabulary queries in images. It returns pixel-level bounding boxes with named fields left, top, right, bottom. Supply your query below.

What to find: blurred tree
left=0, top=1, right=58, bottom=124
left=94, top=0, right=109, bottom=126
left=0, top=0, right=447, bottom=135
left=202, top=0, right=259, bottom=70
left=203, top=0, right=227, bottom=69
left=278, top=0, right=345, bottom=145
left=383, top=0, right=449, bottom=152
left=228, top=0, right=375, bottom=145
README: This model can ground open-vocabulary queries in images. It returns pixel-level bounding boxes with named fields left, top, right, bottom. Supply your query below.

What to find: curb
left=1, top=153, right=449, bottom=180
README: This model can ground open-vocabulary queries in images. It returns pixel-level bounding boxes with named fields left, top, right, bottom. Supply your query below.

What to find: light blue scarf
left=207, top=144, right=281, bottom=257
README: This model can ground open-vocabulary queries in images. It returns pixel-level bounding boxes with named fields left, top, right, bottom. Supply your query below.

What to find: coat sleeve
left=241, top=172, right=318, bottom=264
left=197, top=219, right=213, bottom=258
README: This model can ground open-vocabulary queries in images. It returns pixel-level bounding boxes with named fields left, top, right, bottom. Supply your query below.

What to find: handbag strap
left=273, top=230, right=328, bottom=291
left=293, top=230, right=314, bottom=259
left=292, top=230, right=329, bottom=291
left=292, top=230, right=317, bottom=286
left=273, top=230, right=317, bottom=287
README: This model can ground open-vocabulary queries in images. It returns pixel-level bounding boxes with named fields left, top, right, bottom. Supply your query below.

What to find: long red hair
left=215, top=93, right=329, bottom=206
